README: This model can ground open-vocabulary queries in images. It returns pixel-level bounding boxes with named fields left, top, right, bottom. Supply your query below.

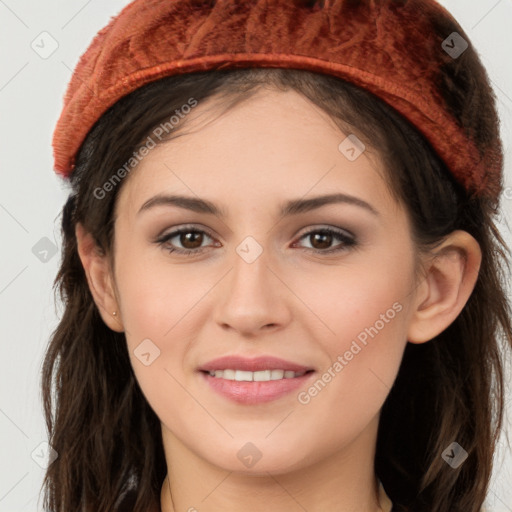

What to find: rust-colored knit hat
left=52, top=0, right=504, bottom=201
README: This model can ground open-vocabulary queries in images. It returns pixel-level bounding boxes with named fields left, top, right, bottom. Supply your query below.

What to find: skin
left=76, top=88, right=482, bottom=512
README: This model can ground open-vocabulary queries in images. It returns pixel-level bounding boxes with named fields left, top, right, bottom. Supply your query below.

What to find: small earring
left=112, top=311, right=117, bottom=316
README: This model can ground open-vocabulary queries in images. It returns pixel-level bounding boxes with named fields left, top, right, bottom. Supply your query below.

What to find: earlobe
left=407, top=230, right=482, bottom=344
left=75, top=222, right=124, bottom=333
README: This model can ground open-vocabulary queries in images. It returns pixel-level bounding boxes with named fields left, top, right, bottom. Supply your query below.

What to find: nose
left=213, top=248, right=292, bottom=336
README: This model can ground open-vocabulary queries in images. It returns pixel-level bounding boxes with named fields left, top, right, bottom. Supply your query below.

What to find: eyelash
left=155, top=224, right=357, bottom=256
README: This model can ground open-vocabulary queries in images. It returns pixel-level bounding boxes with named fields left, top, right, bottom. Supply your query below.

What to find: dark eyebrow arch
left=137, top=192, right=379, bottom=218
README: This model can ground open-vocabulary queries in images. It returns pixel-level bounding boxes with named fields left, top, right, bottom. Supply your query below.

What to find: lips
left=198, top=355, right=314, bottom=373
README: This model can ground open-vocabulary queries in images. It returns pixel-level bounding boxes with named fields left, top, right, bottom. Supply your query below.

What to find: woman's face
left=111, top=88, right=421, bottom=474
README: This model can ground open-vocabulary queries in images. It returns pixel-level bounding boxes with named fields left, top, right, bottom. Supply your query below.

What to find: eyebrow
left=137, top=192, right=380, bottom=218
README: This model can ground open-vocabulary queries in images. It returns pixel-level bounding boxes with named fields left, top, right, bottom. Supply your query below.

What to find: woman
left=41, top=1, right=512, bottom=511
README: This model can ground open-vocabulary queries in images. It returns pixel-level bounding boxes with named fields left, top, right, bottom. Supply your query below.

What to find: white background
left=0, top=1, right=511, bottom=510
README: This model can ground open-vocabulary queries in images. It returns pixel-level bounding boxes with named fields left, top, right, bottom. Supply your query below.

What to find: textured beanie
left=52, top=0, right=504, bottom=201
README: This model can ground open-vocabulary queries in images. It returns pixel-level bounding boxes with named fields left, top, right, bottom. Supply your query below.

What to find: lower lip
left=199, top=371, right=315, bottom=404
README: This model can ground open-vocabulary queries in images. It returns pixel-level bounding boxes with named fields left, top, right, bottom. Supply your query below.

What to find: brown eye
left=309, top=231, right=333, bottom=250
left=295, top=227, right=356, bottom=254
left=177, top=231, right=204, bottom=249
left=156, top=227, right=216, bottom=256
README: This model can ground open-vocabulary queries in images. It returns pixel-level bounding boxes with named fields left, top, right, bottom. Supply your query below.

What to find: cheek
left=295, top=252, right=412, bottom=349
left=116, top=256, right=200, bottom=417
left=115, top=247, right=221, bottom=409
left=293, top=255, right=413, bottom=410
left=116, top=243, right=207, bottom=340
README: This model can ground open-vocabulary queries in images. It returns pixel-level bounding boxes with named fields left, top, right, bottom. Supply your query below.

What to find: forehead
left=117, top=87, right=393, bottom=217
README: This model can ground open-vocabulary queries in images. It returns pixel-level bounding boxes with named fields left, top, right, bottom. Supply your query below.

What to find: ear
left=75, top=222, right=124, bottom=333
left=407, top=230, right=482, bottom=344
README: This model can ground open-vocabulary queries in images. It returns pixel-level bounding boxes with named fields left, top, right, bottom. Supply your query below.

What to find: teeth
left=207, top=369, right=307, bottom=381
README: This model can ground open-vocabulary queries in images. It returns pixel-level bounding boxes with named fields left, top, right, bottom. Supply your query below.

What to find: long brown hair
left=41, top=50, right=511, bottom=512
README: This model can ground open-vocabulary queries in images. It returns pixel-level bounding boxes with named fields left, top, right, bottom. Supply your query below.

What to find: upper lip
left=199, top=355, right=314, bottom=373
